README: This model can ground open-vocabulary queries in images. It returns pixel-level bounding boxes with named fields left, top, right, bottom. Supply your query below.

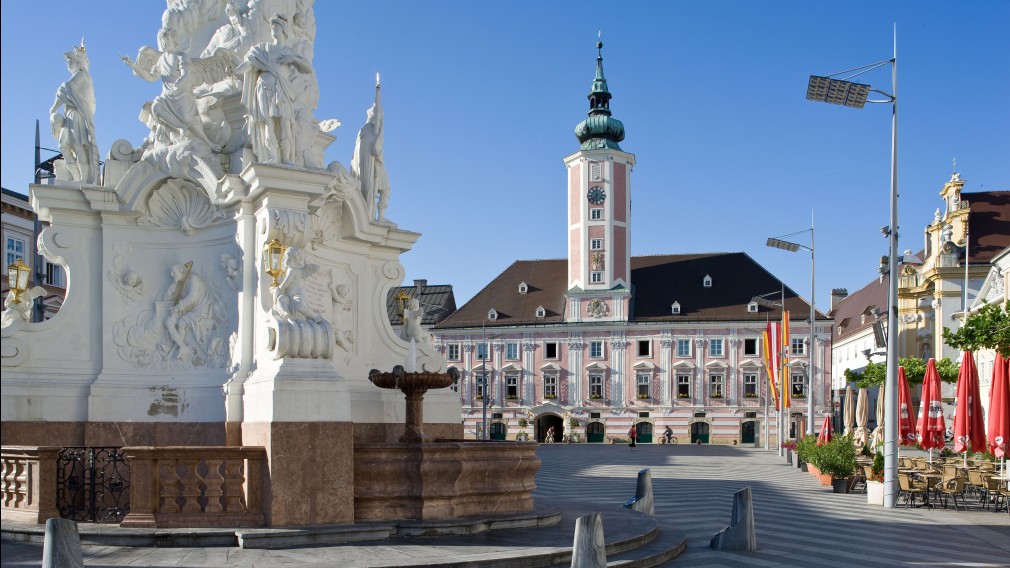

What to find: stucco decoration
left=113, top=261, right=228, bottom=369
left=587, top=298, right=608, bottom=318
left=50, top=41, right=100, bottom=184
left=329, top=274, right=354, bottom=352
left=1, top=288, right=47, bottom=327
left=137, top=178, right=226, bottom=234
left=107, top=241, right=148, bottom=304
left=267, top=247, right=333, bottom=359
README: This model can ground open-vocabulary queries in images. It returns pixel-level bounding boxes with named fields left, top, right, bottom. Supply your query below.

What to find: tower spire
left=575, top=37, right=625, bottom=150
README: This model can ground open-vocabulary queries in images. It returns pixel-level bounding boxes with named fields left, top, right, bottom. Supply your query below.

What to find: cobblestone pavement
left=3, top=443, right=1009, bottom=567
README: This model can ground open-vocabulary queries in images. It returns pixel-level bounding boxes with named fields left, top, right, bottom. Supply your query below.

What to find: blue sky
left=2, top=1, right=1008, bottom=310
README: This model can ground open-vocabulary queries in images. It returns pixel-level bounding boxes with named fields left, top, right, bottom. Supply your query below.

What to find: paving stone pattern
left=3, top=444, right=1009, bottom=567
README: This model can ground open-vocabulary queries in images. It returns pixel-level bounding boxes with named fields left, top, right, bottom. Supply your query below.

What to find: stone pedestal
left=242, top=359, right=354, bottom=526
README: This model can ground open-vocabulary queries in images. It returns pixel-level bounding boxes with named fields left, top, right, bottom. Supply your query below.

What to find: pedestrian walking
left=628, top=425, right=637, bottom=449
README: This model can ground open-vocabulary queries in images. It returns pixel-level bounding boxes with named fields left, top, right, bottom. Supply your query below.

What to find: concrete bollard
left=621, top=468, right=655, bottom=515
left=570, top=512, right=606, bottom=568
left=42, top=518, right=83, bottom=568
left=709, top=487, right=757, bottom=551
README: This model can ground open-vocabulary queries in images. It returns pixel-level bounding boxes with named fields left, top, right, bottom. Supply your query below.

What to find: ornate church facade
left=431, top=43, right=833, bottom=445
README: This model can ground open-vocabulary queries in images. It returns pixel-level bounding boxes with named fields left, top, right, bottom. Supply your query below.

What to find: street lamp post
left=806, top=28, right=898, bottom=508
left=767, top=220, right=816, bottom=438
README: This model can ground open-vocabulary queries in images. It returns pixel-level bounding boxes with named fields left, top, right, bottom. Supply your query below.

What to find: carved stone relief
left=107, top=240, right=148, bottom=304
left=266, top=246, right=333, bottom=359
left=137, top=178, right=226, bottom=234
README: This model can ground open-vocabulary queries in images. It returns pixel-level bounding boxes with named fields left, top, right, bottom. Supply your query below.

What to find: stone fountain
left=1, top=0, right=539, bottom=528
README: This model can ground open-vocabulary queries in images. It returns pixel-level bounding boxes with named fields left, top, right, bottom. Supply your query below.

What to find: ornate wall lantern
left=394, top=290, right=410, bottom=317
left=7, top=258, right=31, bottom=303
left=263, top=239, right=286, bottom=287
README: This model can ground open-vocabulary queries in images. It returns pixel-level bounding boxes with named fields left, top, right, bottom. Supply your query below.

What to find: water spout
left=406, top=339, right=417, bottom=373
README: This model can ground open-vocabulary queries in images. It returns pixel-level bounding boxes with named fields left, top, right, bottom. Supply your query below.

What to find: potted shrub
left=866, top=451, right=884, bottom=505
left=795, top=435, right=817, bottom=474
left=820, top=435, right=858, bottom=493
left=516, top=418, right=529, bottom=441
left=781, top=440, right=797, bottom=465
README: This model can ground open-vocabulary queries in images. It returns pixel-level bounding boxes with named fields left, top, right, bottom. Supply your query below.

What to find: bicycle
left=660, top=436, right=678, bottom=445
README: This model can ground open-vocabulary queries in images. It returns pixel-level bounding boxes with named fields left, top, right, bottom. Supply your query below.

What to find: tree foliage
left=843, top=356, right=959, bottom=388
left=942, top=301, right=1010, bottom=357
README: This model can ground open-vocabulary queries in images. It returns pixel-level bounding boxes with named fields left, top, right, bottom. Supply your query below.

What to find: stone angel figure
left=271, top=247, right=323, bottom=323
left=50, top=41, right=100, bottom=184
left=236, top=14, right=313, bottom=166
left=121, top=27, right=237, bottom=155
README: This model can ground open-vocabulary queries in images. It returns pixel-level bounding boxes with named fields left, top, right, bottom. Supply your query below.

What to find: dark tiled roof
left=386, top=283, right=457, bottom=326
left=435, top=252, right=826, bottom=329
left=827, top=274, right=888, bottom=342
left=965, top=191, right=1010, bottom=264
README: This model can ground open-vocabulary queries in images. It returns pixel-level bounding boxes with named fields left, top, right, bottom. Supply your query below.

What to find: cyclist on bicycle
left=664, top=426, right=673, bottom=445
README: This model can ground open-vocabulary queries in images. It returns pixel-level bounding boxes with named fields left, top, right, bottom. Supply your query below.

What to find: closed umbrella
left=843, top=386, right=855, bottom=437
left=898, top=366, right=917, bottom=446
left=817, top=414, right=833, bottom=446
left=853, top=387, right=869, bottom=448
left=953, top=351, right=985, bottom=463
left=916, top=359, right=946, bottom=456
left=870, top=389, right=885, bottom=448
left=987, top=353, right=1009, bottom=475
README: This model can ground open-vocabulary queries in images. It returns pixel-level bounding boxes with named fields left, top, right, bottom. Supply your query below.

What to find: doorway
left=690, top=421, right=710, bottom=444
left=489, top=421, right=507, bottom=441
left=740, top=421, right=756, bottom=444
left=586, top=421, right=605, bottom=443
left=536, top=414, right=564, bottom=443
left=636, top=422, right=653, bottom=444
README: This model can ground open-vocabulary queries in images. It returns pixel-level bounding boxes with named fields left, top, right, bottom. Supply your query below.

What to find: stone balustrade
left=1, top=446, right=61, bottom=523
left=120, top=446, right=265, bottom=528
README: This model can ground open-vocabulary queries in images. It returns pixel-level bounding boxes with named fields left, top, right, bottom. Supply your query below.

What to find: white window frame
left=676, top=339, right=691, bottom=358
left=589, top=374, right=604, bottom=399
left=709, top=374, right=725, bottom=398
left=743, top=373, right=758, bottom=398
left=791, top=373, right=807, bottom=398
left=590, top=238, right=603, bottom=250
left=476, top=342, right=490, bottom=361
left=636, top=373, right=651, bottom=399
left=591, top=271, right=603, bottom=284
left=475, top=372, right=487, bottom=399
left=791, top=337, right=806, bottom=356
left=677, top=374, right=692, bottom=398
left=6, top=236, right=26, bottom=266
left=743, top=338, right=759, bottom=357
left=590, top=208, right=602, bottom=220
left=446, top=343, right=460, bottom=361
left=709, top=338, right=724, bottom=357
left=589, top=340, right=604, bottom=359
left=505, top=341, right=519, bottom=360
left=505, top=374, right=519, bottom=399
left=544, top=341, right=559, bottom=360
left=543, top=374, right=558, bottom=399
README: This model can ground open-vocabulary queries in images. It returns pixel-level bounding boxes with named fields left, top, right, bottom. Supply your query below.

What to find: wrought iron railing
left=56, top=447, right=131, bottom=523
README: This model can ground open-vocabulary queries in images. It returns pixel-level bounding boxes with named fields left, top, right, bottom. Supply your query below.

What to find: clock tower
left=563, top=39, right=635, bottom=323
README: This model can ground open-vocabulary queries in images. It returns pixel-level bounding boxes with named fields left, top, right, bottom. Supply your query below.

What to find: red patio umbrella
left=916, top=358, right=946, bottom=451
left=953, top=351, right=986, bottom=454
left=988, top=353, right=1009, bottom=459
left=897, top=366, right=917, bottom=446
left=816, top=414, right=833, bottom=446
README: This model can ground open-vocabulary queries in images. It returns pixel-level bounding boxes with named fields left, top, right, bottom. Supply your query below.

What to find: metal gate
left=636, top=422, right=653, bottom=444
left=586, top=421, right=605, bottom=443
left=56, top=447, right=131, bottom=523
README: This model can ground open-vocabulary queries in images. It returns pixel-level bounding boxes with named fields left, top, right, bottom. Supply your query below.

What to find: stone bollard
left=42, top=518, right=84, bottom=568
left=709, top=487, right=757, bottom=551
left=570, top=512, right=606, bottom=568
left=621, top=468, right=655, bottom=515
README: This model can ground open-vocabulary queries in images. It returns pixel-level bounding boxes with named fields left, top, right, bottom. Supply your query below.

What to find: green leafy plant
left=569, top=417, right=579, bottom=429
left=844, top=356, right=959, bottom=387
left=868, top=451, right=884, bottom=482
left=818, top=435, right=858, bottom=479
left=795, top=435, right=818, bottom=465
left=943, top=301, right=1010, bottom=357
left=517, top=418, right=528, bottom=429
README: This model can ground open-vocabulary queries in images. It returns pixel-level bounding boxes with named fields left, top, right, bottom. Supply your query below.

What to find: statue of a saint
left=201, top=0, right=250, bottom=57
left=237, top=14, right=313, bottom=165
left=351, top=78, right=390, bottom=223
left=50, top=42, right=99, bottom=184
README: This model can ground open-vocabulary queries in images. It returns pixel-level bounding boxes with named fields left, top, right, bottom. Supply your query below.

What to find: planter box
left=807, top=464, right=821, bottom=477
left=817, top=473, right=832, bottom=486
left=866, top=480, right=883, bottom=505
left=831, top=478, right=850, bottom=493
left=800, top=462, right=808, bottom=472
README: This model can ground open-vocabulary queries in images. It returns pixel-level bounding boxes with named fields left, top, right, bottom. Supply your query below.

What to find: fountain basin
left=354, top=441, right=539, bottom=521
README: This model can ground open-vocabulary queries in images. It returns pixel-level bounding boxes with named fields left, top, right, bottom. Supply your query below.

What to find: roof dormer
left=671, top=301, right=681, bottom=315
left=703, top=275, right=712, bottom=288
left=518, top=281, right=528, bottom=295
left=488, top=308, right=498, bottom=321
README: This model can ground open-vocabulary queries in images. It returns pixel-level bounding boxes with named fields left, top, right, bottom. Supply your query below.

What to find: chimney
left=413, top=279, right=427, bottom=290
left=830, top=288, right=848, bottom=310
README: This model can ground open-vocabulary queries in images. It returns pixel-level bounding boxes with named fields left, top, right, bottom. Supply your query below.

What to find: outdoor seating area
left=894, top=454, right=1009, bottom=513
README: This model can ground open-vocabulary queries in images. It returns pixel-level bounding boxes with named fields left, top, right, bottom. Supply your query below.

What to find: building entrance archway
left=690, top=421, right=710, bottom=444
left=740, top=420, right=756, bottom=444
left=536, top=414, right=563, bottom=443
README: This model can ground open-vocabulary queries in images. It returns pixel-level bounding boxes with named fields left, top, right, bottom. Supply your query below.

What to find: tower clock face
left=587, top=186, right=606, bottom=205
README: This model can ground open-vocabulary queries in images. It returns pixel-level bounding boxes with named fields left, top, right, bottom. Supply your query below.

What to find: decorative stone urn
left=368, top=365, right=460, bottom=442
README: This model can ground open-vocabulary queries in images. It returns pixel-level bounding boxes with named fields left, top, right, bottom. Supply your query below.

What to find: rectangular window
left=446, top=343, right=460, bottom=361
left=636, top=374, right=650, bottom=399
left=506, top=375, right=519, bottom=399
left=791, top=338, right=806, bottom=356
left=590, top=162, right=602, bottom=181
left=677, top=374, right=691, bottom=398
left=43, top=261, right=64, bottom=288
left=589, top=340, right=604, bottom=359
left=544, top=375, right=557, bottom=399
left=709, top=339, right=724, bottom=357
left=676, top=339, right=692, bottom=358
left=476, top=342, right=489, bottom=361
left=743, top=373, right=758, bottom=398
left=709, top=374, right=725, bottom=398
left=544, top=341, right=558, bottom=359
left=6, top=236, right=26, bottom=266
left=475, top=372, right=486, bottom=399
left=744, top=338, right=759, bottom=357
left=637, top=340, right=651, bottom=357
left=506, top=341, right=519, bottom=360
left=590, top=208, right=602, bottom=220
left=591, top=239, right=603, bottom=250
left=589, top=374, right=603, bottom=399
left=791, top=374, right=807, bottom=398
left=591, top=271, right=603, bottom=283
